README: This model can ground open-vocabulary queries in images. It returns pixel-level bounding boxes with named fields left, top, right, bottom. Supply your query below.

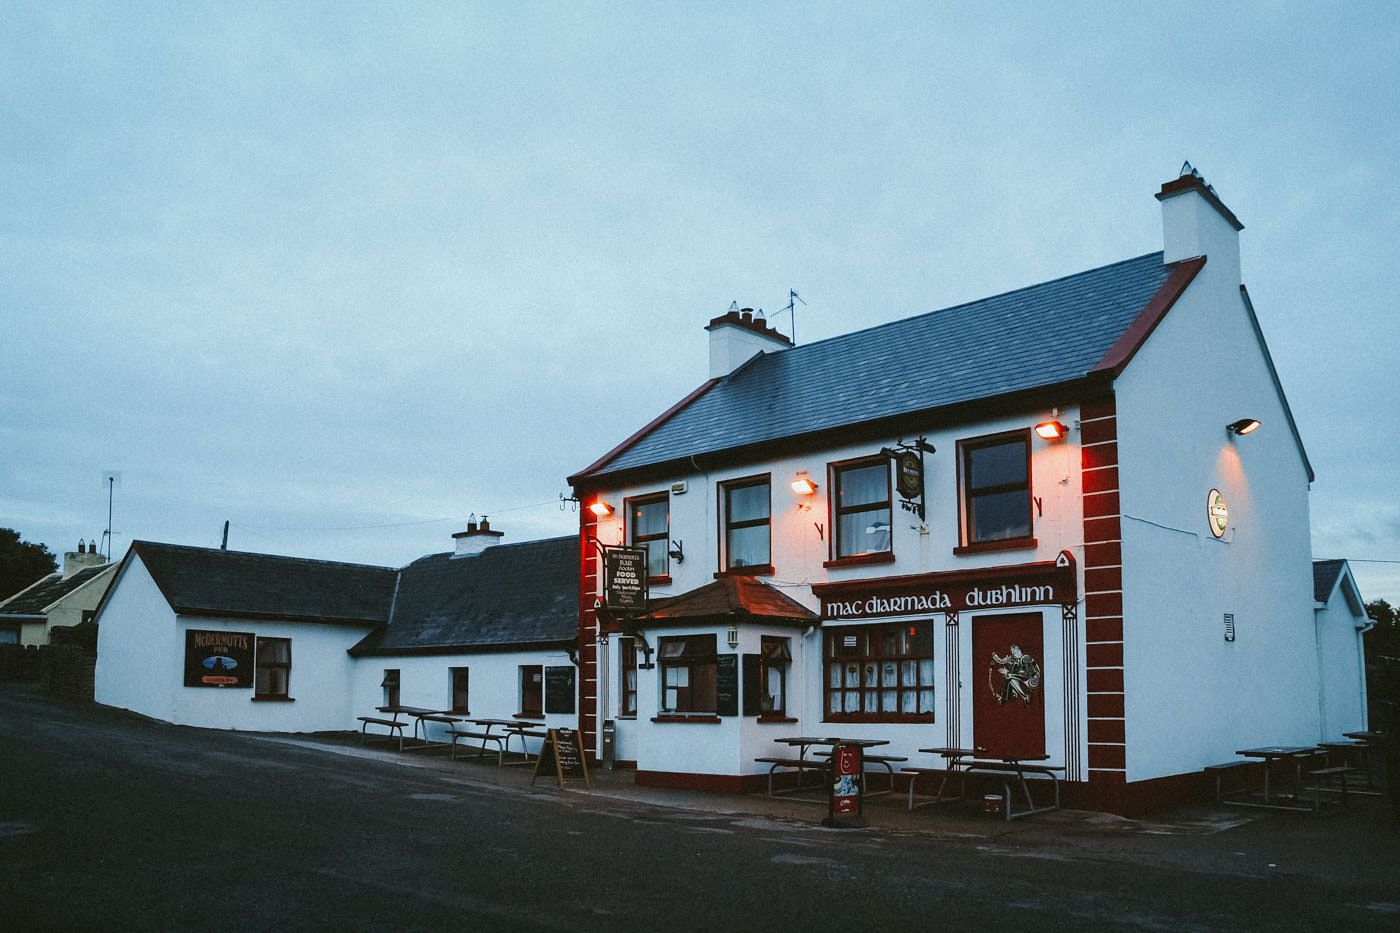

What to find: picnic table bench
left=448, top=728, right=507, bottom=765
left=357, top=716, right=406, bottom=750
left=755, top=756, right=830, bottom=797
left=960, top=757, right=1064, bottom=820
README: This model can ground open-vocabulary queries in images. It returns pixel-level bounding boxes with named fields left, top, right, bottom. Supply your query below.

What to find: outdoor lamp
left=790, top=471, right=818, bottom=495
left=1034, top=420, right=1069, bottom=441
left=1227, top=418, right=1261, bottom=437
left=588, top=499, right=615, bottom=517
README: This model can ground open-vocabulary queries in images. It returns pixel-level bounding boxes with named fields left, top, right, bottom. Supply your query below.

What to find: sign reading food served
left=603, top=546, right=649, bottom=614
left=183, top=630, right=254, bottom=688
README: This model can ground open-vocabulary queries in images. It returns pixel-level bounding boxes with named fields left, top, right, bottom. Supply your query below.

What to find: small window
left=449, top=667, right=469, bottom=713
left=627, top=493, right=670, bottom=580
left=721, top=476, right=771, bottom=571
left=519, top=665, right=543, bottom=717
left=659, top=635, right=717, bottom=713
left=381, top=669, right=400, bottom=708
left=824, top=623, right=934, bottom=722
left=0, top=624, right=19, bottom=645
left=619, top=638, right=638, bottom=718
left=759, top=637, right=791, bottom=715
left=833, top=459, right=892, bottom=558
left=961, top=431, right=1032, bottom=545
left=255, top=637, right=291, bottom=699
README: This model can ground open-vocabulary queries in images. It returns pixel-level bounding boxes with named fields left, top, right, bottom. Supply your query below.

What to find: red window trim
left=953, top=537, right=1038, bottom=556
left=713, top=564, right=775, bottom=579
left=251, top=695, right=295, bottom=703
left=957, top=428, right=1034, bottom=548
left=625, top=490, right=670, bottom=581
left=756, top=714, right=799, bottom=724
left=827, top=454, right=894, bottom=563
left=823, top=552, right=896, bottom=570
left=648, top=574, right=673, bottom=586
left=650, top=715, right=722, bottom=724
left=716, top=472, right=771, bottom=573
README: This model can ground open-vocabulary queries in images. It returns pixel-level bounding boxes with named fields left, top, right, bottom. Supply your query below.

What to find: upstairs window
left=659, top=635, right=717, bottom=713
left=833, top=458, right=892, bottom=559
left=960, top=431, right=1032, bottom=545
left=721, top=476, right=771, bottom=572
left=627, top=493, right=670, bottom=580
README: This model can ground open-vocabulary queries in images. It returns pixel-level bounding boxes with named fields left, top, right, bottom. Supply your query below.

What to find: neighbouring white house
left=0, top=541, right=114, bottom=646
left=92, top=520, right=577, bottom=744
left=1311, top=559, right=1372, bottom=742
left=567, top=166, right=1359, bottom=814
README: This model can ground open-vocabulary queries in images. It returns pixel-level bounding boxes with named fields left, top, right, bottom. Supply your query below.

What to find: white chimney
left=452, top=514, right=503, bottom=558
left=62, top=539, right=107, bottom=577
left=705, top=306, right=792, bottom=379
left=1156, top=164, right=1243, bottom=283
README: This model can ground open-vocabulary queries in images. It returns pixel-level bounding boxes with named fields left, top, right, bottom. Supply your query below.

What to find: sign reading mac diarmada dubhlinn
left=603, top=546, right=648, bottom=614
left=813, top=552, right=1078, bottom=620
left=184, top=630, right=254, bottom=688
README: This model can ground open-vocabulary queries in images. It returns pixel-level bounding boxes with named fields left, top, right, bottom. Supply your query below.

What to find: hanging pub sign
left=813, top=552, right=1078, bottom=620
left=183, top=630, right=254, bottom=688
left=603, top=545, right=649, bottom=614
left=884, top=436, right=935, bottom=519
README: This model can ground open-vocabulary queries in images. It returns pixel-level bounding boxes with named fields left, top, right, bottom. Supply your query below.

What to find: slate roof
left=0, top=564, right=113, bottom=616
left=350, top=536, right=577, bottom=655
left=573, top=252, right=1179, bottom=482
left=131, top=541, right=398, bottom=626
left=640, top=576, right=818, bottom=629
left=1313, top=559, right=1346, bottom=604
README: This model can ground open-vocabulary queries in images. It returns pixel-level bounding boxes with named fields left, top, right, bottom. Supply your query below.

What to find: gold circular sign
left=1207, top=489, right=1229, bottom=538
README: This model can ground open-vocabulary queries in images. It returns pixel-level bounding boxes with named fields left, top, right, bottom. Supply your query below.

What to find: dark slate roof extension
left=350, top=536, right=578, bottom=656
left=0, top=564, right=113, bottom=616
left=1312, top=559, right=1346, bottom=604
left=131, top=541, right=398, bottom=627
left=572, top=252, right=1188, bottom=484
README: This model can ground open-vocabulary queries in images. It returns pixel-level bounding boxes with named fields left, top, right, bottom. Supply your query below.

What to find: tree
left=0, top=529, right=58, bottom=602
left=1365, top=599, right=1399, bottom=662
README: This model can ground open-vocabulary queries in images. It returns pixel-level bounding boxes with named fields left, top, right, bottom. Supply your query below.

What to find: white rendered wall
left=95, top=556, right=182, bottom=720
left=1115, top=264, right=1317, bottom=782
left=350, top=649, right=577, bottom=754
left=37, top=565, right=117, bottom=644
left=594, top=407, right=1090, bottom=779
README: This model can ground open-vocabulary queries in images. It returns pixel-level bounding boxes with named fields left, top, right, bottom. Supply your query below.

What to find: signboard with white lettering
left=183, top=630, right=254, bottom=688
left=813, top=553, right=1077, bottom=620
left=604, top=546, right=649, bottom=614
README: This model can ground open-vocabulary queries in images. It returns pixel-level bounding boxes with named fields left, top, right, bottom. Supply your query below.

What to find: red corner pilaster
left=1080, top=393, right=1126, bottom=785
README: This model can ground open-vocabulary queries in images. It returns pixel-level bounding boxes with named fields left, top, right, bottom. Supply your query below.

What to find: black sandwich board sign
left=603, top=546, right=648, bottom=614
left=531, top=727, right=591, bottom=788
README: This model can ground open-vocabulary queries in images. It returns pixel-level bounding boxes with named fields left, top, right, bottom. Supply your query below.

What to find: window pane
left=837, top=508, right=890, bottom=558
left=968, top=441, right=1026, bottom=490
left=726, top=482, right=769, bottom=523
left=632, top=498, right=667, bottom=538
left=838, top=463, right=888, bottom=509
left=644, top=538, right=668, bottom=577
left=971, top=489, right=1031, bottom=541
left=727, top=523, right=769, bottom=568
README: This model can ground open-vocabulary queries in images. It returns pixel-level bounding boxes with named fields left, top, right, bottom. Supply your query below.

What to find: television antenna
left=770, top=289, right=805, bottom=344
left=100, top=471, right=121, bottom=560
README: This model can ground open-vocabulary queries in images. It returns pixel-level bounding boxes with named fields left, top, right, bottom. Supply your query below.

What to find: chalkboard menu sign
left=716, top=654, right=738, bottom=717
left=531, top=727, right=590, bottom=788
left=183, top=630, right=254, bottom=688
left=545, top=665, right=576, bottom=714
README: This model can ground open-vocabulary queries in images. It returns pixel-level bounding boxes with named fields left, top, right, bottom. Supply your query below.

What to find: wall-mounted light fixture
left=588, top=500, right=615, bottom=517
left=726, top=624, right=740, bottom=649
left=1226, top=418, right=1261, bottom=437
left=1034, top=420, right=1069, bottom=441
left=668, top=539, right=684, bottom=563
left=790, top=471, right=818, bottom=495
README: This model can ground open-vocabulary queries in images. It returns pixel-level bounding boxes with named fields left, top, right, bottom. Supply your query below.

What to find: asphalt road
left=2, top=685, right=1397, bottom=931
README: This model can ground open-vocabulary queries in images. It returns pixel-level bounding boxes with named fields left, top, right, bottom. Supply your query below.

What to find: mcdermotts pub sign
left=813, top=552, right=1078, bottom=620
left=184, top=630, right=254, bottom=688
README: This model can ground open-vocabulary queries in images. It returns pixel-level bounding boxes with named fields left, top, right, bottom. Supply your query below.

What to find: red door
left=972, top=612, right=1046, bottom=758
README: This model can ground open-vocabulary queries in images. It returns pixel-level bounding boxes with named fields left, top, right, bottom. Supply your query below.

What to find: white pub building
left=569, top=167, right=1366, bottom=814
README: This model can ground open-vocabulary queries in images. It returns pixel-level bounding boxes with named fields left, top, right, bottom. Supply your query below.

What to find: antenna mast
left=774, top=288, right=805, bottom=344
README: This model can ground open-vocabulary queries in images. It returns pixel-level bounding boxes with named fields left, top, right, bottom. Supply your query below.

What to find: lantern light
left=790, top=471, right=818, bottom=496
left=588, top=500, right=615, bottom=517
left=1034, top=420, right=1069, bottom=441
left=1227, top=418, right=1261, bottom=436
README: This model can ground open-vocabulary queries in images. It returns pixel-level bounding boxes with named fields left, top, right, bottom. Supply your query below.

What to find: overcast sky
left=4, top=2, right=1398, bottom=603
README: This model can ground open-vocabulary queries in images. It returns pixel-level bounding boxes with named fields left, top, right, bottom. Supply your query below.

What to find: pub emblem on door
left=987, top=644, right=1041, bottom=706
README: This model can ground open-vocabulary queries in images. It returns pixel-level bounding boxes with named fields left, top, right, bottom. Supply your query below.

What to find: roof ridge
left=750, top=251, right=1165, bottom=363
left=131, top=539, right=397, bottom=573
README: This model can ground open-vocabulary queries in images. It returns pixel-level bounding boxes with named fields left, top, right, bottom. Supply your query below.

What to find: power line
left=237, top=497, right=563, bottom=533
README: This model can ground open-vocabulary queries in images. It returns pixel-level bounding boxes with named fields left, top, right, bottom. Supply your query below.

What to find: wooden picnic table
left=757, top=737, right=893, bottom=798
